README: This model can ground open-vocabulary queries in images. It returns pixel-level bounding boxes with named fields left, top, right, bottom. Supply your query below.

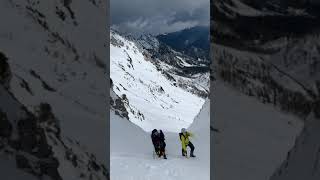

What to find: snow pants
left=182, top=141, right=195, bottom=156
left=153, top=141, right=166, bottom=155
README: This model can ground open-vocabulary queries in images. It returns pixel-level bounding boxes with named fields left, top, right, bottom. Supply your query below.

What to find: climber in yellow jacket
left=179, top=128, right=196, bottom=157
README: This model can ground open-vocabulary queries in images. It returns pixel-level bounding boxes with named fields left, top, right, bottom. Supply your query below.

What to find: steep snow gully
left=110, top=100, right=210, bottom=180
left=212, top=81, right=303, bottom=180
left=110, top=30, right=210, bottom=180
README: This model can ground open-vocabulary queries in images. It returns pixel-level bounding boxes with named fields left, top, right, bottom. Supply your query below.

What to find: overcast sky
left=111, top=0, right=209, bottom=35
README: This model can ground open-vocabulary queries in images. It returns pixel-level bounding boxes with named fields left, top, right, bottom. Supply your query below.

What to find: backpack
left=159, top=130, right=165, bottom=140
left=151, top=129, right=158, bottom=141
left=179, top=133, right=185, bottom=141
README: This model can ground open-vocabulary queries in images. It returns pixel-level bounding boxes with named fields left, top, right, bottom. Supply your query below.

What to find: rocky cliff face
left=0, top=54, right=108, bottom=179
left=0, top=0, right=108, bottom=179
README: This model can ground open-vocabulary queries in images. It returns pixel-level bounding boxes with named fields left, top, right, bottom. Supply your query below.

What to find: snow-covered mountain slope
left=213, top=34, right=319, bottom=120
left=212, top=23, right=320, bottom=180
left=188, top=99, right=210, bottom=168
left=0, top=1, right=108, bottom=179
left=270, top=112, right=320, bottom=180
left=110, top=94, right=210, bottom=180
left=136, top=32, right=210, bottom=97
left=212, top=80, right=303, bottom=180
left=268, top=34, right=320, bottom=94
left=110, top=31, right=206, bottom=132
left=0, top=54, right=107, bottom=180
left=212, top=1, right=320, bottom=179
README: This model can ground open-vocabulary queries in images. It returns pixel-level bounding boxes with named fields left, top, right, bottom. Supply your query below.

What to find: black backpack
left=159, top=130, right=165, bottom=140
left=151, top=129, right=157, bottom=141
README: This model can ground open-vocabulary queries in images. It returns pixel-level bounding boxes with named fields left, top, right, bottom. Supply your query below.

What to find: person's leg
left=152, top=139, right=157, bottom=152
left=159, top=142, right=164, bottom=157
left=154, top=141, right=160, bottom=156
left=162, top=142, right=167, bottom=159
left=157, top=141, right=164, bottom=157
left=160, top=147, right=166, bottom=159
left=157, top=147, right=161, bottom=157
left=153, top=144, right=158, bottom=154
left=188, top=142, right=195, bottom=157
left=159, top=142, right=163, bottom=157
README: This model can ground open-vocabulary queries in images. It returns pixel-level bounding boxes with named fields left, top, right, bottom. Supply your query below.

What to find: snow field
left=111, top=32, right=205, bottom=132
left=212, top=81, right=303, bottom=180
left=110, top=99, right=210, bottom=180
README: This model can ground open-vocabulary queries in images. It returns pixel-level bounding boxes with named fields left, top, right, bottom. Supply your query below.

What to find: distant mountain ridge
left=212, top=0, right=320, bottom=51
left=157, top=26, right=210, bottom=65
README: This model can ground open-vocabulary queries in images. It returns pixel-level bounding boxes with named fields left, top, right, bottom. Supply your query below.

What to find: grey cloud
left=111, top=0, right=209, bottom=35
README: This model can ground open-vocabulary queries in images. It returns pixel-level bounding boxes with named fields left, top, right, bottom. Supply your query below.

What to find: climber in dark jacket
left=151, top=129, right=167, bottom=159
